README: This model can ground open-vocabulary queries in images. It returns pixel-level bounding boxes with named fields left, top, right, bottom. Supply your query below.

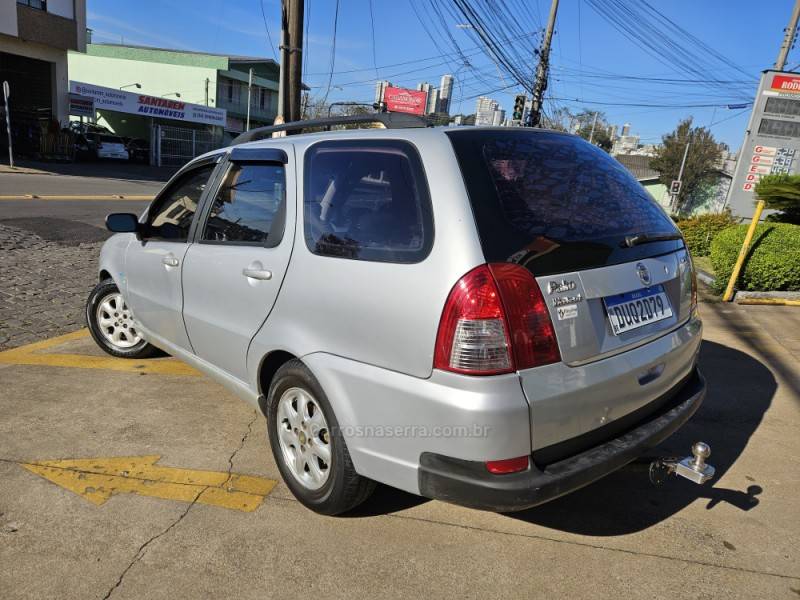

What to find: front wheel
left=86, top=279, right=157, bottom=358
left=267, top=359, right=375, bottom=515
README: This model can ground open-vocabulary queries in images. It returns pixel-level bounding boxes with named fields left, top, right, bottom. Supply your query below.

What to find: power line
left=259, top=0, right=277, bottom=60
left=368, top=0, right=379, bottom=79
left=321, top=0, right=341, bottom=105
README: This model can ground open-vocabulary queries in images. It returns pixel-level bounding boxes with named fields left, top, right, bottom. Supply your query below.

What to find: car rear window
left=446, top=129, right=682, bottom=275
left=303, top=140, right=433, bottom=263
left=100, top=135, right=122, bottom=143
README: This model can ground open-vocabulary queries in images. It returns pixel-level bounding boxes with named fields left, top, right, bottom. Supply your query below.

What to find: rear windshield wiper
left=622, top=232, right=683, bottom=248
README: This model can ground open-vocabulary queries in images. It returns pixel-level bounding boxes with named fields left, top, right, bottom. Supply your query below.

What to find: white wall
left=47, top=0, right=74, bottom=20
left=0, top=0, right=19, bottom=37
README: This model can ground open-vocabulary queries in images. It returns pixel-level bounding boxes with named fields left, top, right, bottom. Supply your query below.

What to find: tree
left=754, top=174, right=800, bottom=223
left=542, top=107, right=613, bottom=151
left=573, top=109, right=613, bottom=152
left=650, top=118, right=722, bottom=215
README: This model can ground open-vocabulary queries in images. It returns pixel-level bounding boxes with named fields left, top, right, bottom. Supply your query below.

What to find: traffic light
left=513, top=94, right=527, bottom=121
left=670, top=180, right=682, bottom=195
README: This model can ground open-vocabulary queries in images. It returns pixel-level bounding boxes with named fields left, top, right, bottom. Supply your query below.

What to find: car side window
left=145, top=164, right=216, bottom=241
left=201, top=162, right=286, bottom=246
left=303, top=140, right=433, bottom=263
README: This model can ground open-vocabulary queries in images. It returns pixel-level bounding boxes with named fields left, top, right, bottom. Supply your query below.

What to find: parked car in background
left=94, top=134, right=129, bottom=161
left=89, top=119, right=705, bottom=516
left=126, top=138, right=150, bottom=164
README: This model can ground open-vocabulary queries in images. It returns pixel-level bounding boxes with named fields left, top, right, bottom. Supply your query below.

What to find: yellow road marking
left=0, top=329, right=200, bottom=376
left=21, top=456, right=277, bottom=512
left=0, top=194, right=153, bottom=201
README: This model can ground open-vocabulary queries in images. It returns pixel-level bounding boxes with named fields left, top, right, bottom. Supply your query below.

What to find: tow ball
left=648, top=442, right=715, bottom=485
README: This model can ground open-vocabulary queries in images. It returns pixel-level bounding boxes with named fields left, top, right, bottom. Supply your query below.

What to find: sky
left=86, top=0, right=800, bottom=151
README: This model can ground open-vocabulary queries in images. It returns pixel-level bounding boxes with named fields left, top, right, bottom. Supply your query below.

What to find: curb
left=734, top=291, right=800, bottom=306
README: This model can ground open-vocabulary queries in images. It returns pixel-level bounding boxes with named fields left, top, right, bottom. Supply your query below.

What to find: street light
left=162, top=92, right=181, bottom=98
left=120, top=83, right=141, bottom=90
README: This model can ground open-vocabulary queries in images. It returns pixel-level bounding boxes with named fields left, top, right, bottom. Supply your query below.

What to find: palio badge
left=548, top=279, right=577, bottom=294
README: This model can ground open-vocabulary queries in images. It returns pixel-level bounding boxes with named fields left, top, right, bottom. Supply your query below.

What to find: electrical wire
left=320, top=0, right=340, bottom=106
left=368, top=0, right=379, bottom=79
left=259, top=0, right=278, bottom=60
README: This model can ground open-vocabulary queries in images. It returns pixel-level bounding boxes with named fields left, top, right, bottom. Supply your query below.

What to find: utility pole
left=246, top=67, right=253, bottom=131
left=529, top=0, right=559, bottom=128
left=3, top=81, right=12, bottom=169
left=671, top=141, right=691, bottom=213
left=286, top=0, right=304, bottom=122
left=588, top=111, right=599, bottom=143
left=775, top=0, right=800, bottom=70
left=277, top=1, right=289, bottom=123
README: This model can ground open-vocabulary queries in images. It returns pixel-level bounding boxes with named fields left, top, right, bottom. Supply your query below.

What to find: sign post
left=3, top=81, right=12, bottom=169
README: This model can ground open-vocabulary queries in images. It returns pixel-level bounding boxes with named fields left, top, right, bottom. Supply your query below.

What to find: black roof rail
left=230, top=113, right=429, bottom=146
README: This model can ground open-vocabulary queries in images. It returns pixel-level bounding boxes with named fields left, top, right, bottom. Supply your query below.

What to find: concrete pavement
left=0, top=300, right=798, bottom=599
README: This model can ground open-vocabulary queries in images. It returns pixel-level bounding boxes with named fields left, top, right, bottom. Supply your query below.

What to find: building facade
left=67, top=43, right=290, bottom=165
left=69, top=43, right=280, bottom=137
left=438, top=74, right=453, bottom=114
left=475, top=96, right=499, bottom=126
left=1, top=0, right=87, bottom=157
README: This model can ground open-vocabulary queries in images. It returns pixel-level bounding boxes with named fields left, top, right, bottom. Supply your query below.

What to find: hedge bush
left=676, top=211, right=737, bottom=256
left=710, top=223, right=800, bottom=292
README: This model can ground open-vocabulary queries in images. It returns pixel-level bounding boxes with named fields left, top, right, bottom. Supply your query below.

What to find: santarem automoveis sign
left=69, top=81, right=226, bottom=126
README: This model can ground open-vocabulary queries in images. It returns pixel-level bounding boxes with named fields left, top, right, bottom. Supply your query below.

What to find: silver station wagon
left=89, top=115, right=706, bottom=515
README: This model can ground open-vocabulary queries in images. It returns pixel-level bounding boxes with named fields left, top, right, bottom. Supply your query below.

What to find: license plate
left=603, top=285, right=673, bottom=335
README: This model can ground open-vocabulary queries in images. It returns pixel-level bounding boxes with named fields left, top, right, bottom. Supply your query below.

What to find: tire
left=86, top=279, right=158, bottom=359
left=266, top=359, right=375, bottom=515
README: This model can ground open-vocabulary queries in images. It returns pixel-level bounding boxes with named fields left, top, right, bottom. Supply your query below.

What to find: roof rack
left=230, top=113, right=429, bottom=146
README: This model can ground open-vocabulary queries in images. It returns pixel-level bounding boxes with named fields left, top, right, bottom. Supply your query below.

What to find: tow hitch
left=648, top=442, right=715, bottom=485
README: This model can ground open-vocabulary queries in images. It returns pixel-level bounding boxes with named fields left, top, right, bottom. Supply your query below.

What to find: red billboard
left=383, top=86, right=427, bottom=115
left=771, top=74, right=800, bottom=93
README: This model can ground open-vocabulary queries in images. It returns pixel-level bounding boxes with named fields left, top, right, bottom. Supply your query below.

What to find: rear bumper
left=418, top=368, right=706, bottom=512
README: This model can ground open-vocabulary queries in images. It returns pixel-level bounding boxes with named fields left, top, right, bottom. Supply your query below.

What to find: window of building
left=17, top=0, right=46, bottom=9
left=145, top=164, right=216, bottom=241
left=202, top=163, right=286, bottom=246
left=303, top=140, right=433, bottom=263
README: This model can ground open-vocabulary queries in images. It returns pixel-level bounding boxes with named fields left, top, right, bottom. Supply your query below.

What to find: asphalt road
left=0, top=165, right=161, bottom=237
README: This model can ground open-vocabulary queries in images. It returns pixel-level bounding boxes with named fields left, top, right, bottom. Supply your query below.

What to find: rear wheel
left=86, top=280, right=157, bottom=358
left=266, top=359, right=375, bottom=515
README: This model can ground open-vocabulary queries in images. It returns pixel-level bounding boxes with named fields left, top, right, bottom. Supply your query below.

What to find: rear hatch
left=447, top=129, right=695, bottom=450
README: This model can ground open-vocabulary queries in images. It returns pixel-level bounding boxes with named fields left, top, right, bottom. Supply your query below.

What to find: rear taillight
left=434, top=263, right=560, bottom=375
left=489, top=263, right=561, bottom=370
left=434, top=265, right=512, bottom=375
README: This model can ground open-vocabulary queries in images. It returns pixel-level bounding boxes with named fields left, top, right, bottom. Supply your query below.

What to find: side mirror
left=105, top=213, right=140, bottom=233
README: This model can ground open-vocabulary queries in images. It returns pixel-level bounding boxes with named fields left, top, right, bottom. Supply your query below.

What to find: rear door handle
left=162, top=256, right=179, bottom=267
left=242, top=268, right=272, bottom=280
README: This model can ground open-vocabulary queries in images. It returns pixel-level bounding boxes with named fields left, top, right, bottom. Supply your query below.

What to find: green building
left=67, top=43, right=283, bottom=164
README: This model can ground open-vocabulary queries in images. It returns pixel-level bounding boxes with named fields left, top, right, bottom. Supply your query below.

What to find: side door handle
left=242, top=267, right=272, bottom=281
left=162, top=256, right=180, bottom=267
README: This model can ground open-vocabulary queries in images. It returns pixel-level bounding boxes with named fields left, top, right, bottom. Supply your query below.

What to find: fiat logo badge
left=636, top=263, right=651, bottom=286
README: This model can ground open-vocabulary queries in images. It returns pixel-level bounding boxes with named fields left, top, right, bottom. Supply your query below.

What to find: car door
left=181, top=146, right=295, bottom=382
left=125, top=158, right=221, bottom=352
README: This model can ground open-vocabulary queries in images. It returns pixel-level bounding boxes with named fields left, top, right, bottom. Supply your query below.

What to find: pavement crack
left=223, top=411, right=258, bottom=486
left=100, top=486, right=207, bottom=600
